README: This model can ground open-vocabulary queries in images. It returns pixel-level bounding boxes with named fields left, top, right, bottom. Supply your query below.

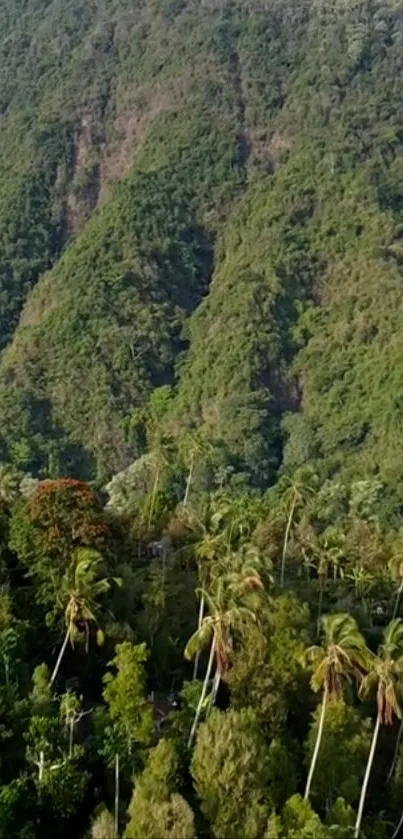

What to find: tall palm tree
left=184, top=568, right=263, bottom=748
left=386, top=554, right=403, bottom=784
left=354, top=619, right=403, bottom=839
left=279, top=469, right=317, bottom=588
left=184, top=499, right=230, bottom=679
left=389, top=553, right=403, bottom=619
left=49, top=549, right=117, bottom=687
left=209, top=543, right=268, bottom=704
left=303, top=613, right=370, bottom=801
left=180, top=432, right=211, bottom=508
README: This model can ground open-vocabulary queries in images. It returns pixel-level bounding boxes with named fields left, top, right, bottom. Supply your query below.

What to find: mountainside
left=5, top=5, right=403, bottom=838
left=1, top=0, right=403, bottom=514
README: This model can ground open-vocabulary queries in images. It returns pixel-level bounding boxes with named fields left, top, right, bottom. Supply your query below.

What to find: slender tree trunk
left=280, top=493, right=296, bottom=588
left=193, top=593, right=205, bottom=680
left=391, top=809, right=403, bottom=839
left=388, top=718, right=403, bottom=782
left=188, top=638, right=215, bottom=749
left=354, top=711, right=381, bottom=839
left=304, top=682, right=329, bottom=800
left=49, top=626, right=70, bottom=687
left=316, top=577, right=324, bottom=640
left=148, top=468, right=160, bottom=531
left=183, top=453, right=194, bottom=507
left=114, top=752, right=119, bottom=838
left=69, top=717, right=74, bottom=758
left=393, top=581, right=403, bottom=619
left=210, top=666, right=221, bottom=707
left=38, top=750, right=44, bottom=783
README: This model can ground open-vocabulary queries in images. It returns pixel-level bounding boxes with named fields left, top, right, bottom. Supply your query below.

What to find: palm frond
left=184, top=621, right=213, bottom=660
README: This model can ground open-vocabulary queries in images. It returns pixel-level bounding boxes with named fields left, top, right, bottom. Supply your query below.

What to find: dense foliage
left=0, top=0, right=403, bottom=518
left=0, top=472, right=403, bottom=837
left=2, top=0, right=403, bottom=835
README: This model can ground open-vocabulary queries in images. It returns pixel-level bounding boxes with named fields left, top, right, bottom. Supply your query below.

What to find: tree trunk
left=49, top=626, right=70, bottom=687
left=316, top=577, right=324, bottom=639
left=188, top=638, right=215, bottom=749
left=304, top=682, right=329, bottom=800
left=38, top=750, right=44, bottom=783
left=114, top=752, right=119, bottom=838
left=193, top=593, right=205, bottom=680
left=148, top=468, right=160, bottom=531
left=354, top=710, right=381, bottom=839
left=280, top=493, right=296, bottom=588
left=210, top=666, right=221, bottom=707
left=183, top=453, right=194, bottom=507
left=69, top=716, right=74, bottom=758
left=393, top=580, right=403, bottom=619
left=391, top=809, right=403, bottom=839
left=388, top=718, right=403, bottom=782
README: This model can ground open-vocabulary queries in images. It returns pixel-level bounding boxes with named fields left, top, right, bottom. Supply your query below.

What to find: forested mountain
left=1, top=0, right=403, bottom=514
left=3, top=1, right=403, bottom=837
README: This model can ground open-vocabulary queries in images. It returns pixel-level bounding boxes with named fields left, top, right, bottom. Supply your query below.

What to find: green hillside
left=1, top=0, right=403, bottom=507
left=4, top=3, right=403, bottom=838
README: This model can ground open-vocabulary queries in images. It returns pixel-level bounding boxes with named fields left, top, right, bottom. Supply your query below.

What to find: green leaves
left=102, top=642, right=153, bottom=772
left=304, top=614, right=371, bottom=696
left=192, top=708, right=270, bottom=839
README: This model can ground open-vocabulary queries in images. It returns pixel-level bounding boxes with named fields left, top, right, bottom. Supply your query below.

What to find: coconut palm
left=279, top=468, right=317, bottom=588
left=354, top=618, right=403, bottom=839
left=184, top=498, right=230, bottom=679
left=303, top=613, right=370, bottom=801
left=209, top=543, right=268, bottom=704
left=389, top=552, right=403, bottom=619
left=179, top=432, right=211, bottom=508
left=184, top=567, right=263, bottom=748
left=49, top=549, right=117, bottom=687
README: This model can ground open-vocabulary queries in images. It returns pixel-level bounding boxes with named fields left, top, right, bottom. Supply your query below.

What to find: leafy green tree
left=125, top=739, right=195, bottom=839
left=10, top=479, right=110, bottom=613
left=30, top=664, right=52, bottom=715
left=192, top=708, right=269, bottom=839
left=355, top=619, right=403, bottom=839
left=0, top=466, right=22, bottom=507
left=91, top=806, right=116, bottom=839
left=281, top=794, right=325, bottom=838
left=102, top=642, right=153, bottom=774
left=0, top=777, right=37, bottom=839
left=304, top=699, right=371, bottom=809
left=303, top=614, right=370, bottom=801
left=228, top=594, right=310, bottom=734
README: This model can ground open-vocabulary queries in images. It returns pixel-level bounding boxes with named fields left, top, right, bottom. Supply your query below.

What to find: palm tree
left=389, top=553, right=403, bottom=619
left=184, top=499, right=230, bottom=679
left=303, top=613, right=370, bottom=801
left=387, top=553, right=403, bottom=783
left=345, top=566, right=377, bottom=614
left=184, top=569, right=263, bottom=748
left=354, top=619, right=403, bottom=839
left=49, top=549, right=117, bottom=687
left=209, top=543, right=268, bottom=705
left=180, top=432, right=211, bottom=508
left=279, top=469, right=317, bottom=588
